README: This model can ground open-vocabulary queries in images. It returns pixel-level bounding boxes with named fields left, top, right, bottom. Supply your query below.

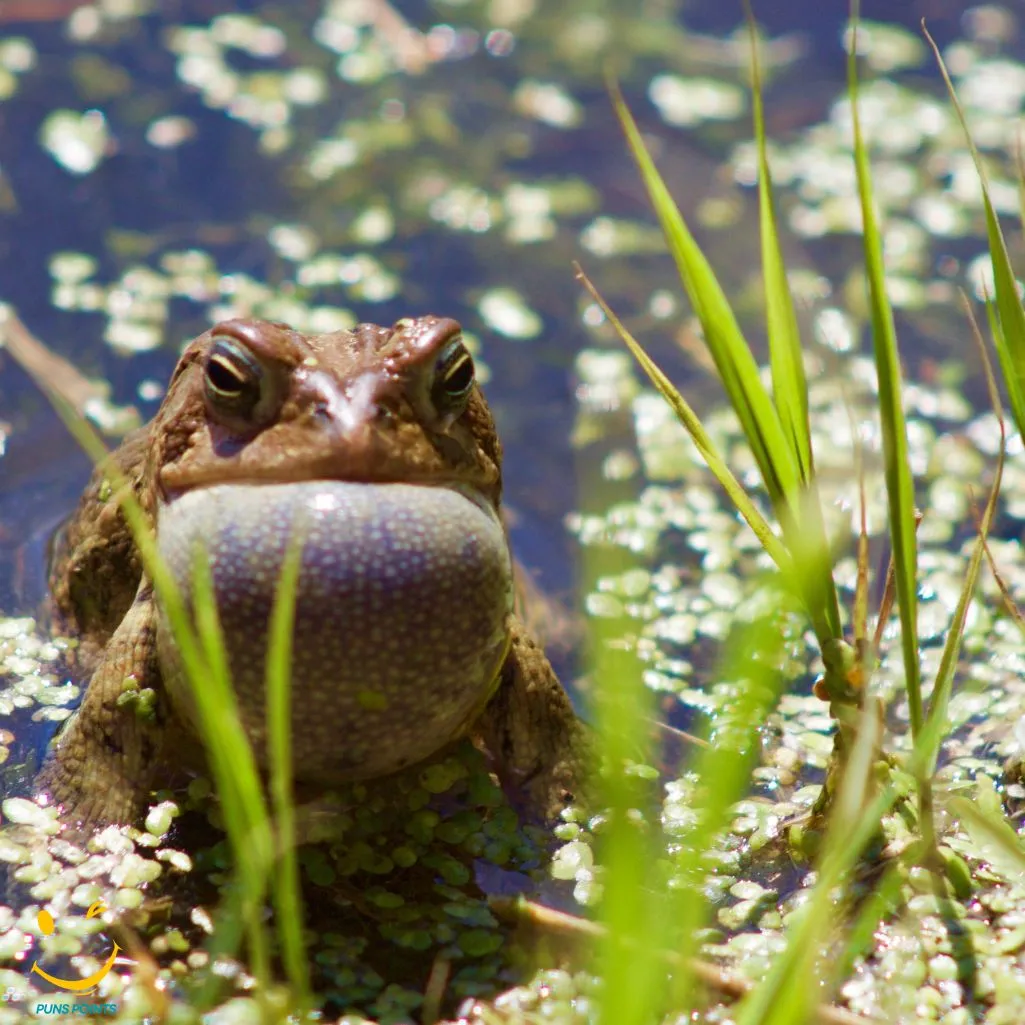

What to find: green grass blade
left=1015, top=133, right=1025, bottom=240
left=606, top=89, right=845, bottom=650
left=266, top=528, right=311, bottom=1008
left=918, top=530, right=991, bottom=774
left=736, top=700, right=887, bottom=1025
left=15, top=331, right=281, bottom=1009
left=920, top=297, right=1004, bottom=776
left=743, top=0, right=812, bottom=484
left=667, top=611, right=789, bottom=1002
left=576, top=266, right=793, bottom=578
left=848, top=4, right=922, bottom=738
left=189, top=550, right=273, bottom=993
left=739, top=703, right=950, bottom=1025
left=831, top=859, right=905, bottom=988
left=924, top=25, right=1025, bottom=441
left=743, top=4, right=843, bottom=646
left=589, top=542, right=666, bottom=1025
left=609, top=81, right=801, bottom=523
left=1016, top=134, right=1025, bottom=234
left=983, top=297, right=1025, bottom=426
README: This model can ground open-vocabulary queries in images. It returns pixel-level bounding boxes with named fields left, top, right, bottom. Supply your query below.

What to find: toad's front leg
left=475, top=616, right=592, bottom=822
left=39, top=582, right=172, bottom=827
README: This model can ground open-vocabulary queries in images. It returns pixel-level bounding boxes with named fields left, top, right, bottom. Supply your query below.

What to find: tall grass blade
left=737, top=704, right=949, bottom=1025
left=189, top=550, right=273, bottom=994
left=1015, top=132, right=1025, bottom=239
left=575, top=265, right=791, bottom=576
left=831, top=860, right=905, bottom=988
left=606, top=88, right=845, bottom=649
left=848, top=3, right=922, bottom=738
left=853, top=462, right=870, bottom=656
left=589, top=549, right=666, bottom=1025
left=923, top=24, right=1025, bottom=440
left=743, top=4, right=843, bottom=646
left=737, top=699, right=885, bottom=1025
left=608, top=80, right=800, bottom=520
left=10, top=314, right=282, bottom=1008
left=667, top=611, right=788, bottom=1005
left=266, top=529, right=311, bottom=1007
left=919, top=296, right=1005, bottom=777
left=743, top=0, right=812, bottom=484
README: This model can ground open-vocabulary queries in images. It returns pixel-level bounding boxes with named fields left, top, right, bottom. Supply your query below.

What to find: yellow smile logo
left=30, top=902, right=124, bottom=993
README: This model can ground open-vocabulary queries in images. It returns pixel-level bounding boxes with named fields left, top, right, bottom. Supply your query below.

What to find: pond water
left=0, top=0, right=999, bottom=620
left=2, top=0, right=1025, bottom=1021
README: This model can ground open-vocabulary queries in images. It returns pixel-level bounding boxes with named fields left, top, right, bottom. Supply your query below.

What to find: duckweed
left=6, top=1, right=1025, bottom=1022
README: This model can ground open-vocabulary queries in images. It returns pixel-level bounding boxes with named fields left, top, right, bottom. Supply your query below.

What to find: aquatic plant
left=8, top=1, right=1025, bottom=1022
left=577, top=3, right=1025, bottom=1021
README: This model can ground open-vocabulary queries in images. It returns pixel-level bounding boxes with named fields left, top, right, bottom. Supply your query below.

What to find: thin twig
left=421, top=955, right=451, bottom=1025
left=492, top=898, right=880, bottom=1025
left=651, top=718, right=711, bottom=749
left=1, top=308, right=106, bottom=416
left=872, top=508, right=922, bottom=653
left=958, top=288, right=1024, bottom=630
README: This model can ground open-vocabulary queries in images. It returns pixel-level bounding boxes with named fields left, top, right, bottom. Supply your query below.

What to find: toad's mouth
left=155, top=479, right=510, bottom=605
left=161, top=473, right=495, bottom=516
left=153, top=480, right=514, bottom=780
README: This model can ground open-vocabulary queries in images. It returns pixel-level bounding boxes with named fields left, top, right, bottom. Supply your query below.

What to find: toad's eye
left=204, top=337, right=271, bottom=424
left=430, top=337, right=475, bottom=417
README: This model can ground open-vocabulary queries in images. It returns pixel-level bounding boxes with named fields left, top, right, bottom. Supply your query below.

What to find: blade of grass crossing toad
left=743, top=0, right=811, bottom=483
left=190, top=550, right=273, bottom=994
left=924, top=25, right=1025, bottom=441
left=848, top=4, right=922, bottom=738
left=610, top=82, right=801, bottom=522
left=43, top=387, right=276, bottom=881
left=36, top=386, right=277, bottom=1004
left=575, top=266, right=792, bottom=578
left=266, top=527, right=311, bottom=1008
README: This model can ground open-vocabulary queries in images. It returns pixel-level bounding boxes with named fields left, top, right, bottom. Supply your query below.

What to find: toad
left=40, top=315, right=588, bottom=827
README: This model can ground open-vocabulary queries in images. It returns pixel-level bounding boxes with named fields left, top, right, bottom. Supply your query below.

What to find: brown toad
left=40, top=315, right=588, bottom=826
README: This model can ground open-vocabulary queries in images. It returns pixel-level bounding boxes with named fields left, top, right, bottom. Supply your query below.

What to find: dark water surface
left=0, top=1, right=987, bottom=600
left=0, top=0, right=1017, bottom=732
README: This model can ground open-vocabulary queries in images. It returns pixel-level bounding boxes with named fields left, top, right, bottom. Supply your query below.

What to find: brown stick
left=492, top=898, right=881, bottom=1025
left=1, top=308, right=106, bottom=415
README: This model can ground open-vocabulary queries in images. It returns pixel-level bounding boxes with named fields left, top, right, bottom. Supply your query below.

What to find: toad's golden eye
left=204, top=337, right=267, bottom=422
left=430, top=337, right=475, bottom=416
